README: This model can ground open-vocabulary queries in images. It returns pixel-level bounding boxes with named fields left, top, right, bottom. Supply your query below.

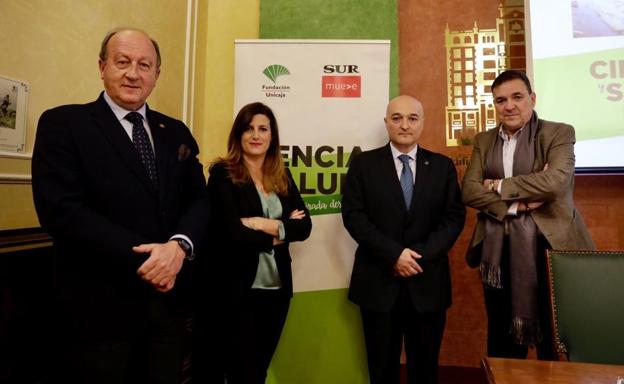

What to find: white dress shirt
left=102, top=92, right=155, bottom=151
left=389, top=142, right=417, bottom=184
left=497, top=125, right=522, bottom=215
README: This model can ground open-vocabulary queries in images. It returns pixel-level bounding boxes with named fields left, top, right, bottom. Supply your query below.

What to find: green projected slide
left=528, top=0, right=624, bottom=170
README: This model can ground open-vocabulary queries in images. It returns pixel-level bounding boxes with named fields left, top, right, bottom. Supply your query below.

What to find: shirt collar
left=102, top=91, right=147, bottom=123
left=497, top=124, right=524, bottom=141
left=389, top=142, right=418, bottom=161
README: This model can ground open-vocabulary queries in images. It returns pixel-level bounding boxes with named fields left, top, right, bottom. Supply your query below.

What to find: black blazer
left=341, top=144, right=465, bottom=312
left=32, top=94, right=209, bottom=334
left=206, top=162, right=312, bottom=299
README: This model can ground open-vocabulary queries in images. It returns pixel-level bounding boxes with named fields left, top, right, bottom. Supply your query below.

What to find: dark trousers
left=224, top=288, right=290, bottom=384
left=51, top=297, right=185, bottom=384
left=483, top=237, right=555, bottom=360
left=360, top=287, right=446, bottom=384
left=192, top=302, right=226, bottom=384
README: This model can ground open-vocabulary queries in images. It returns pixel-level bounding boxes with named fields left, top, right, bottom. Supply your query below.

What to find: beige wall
left=192, top=0, right=259, bottom=165
left=0, top=0, right=261, bottom=231
left=0, top=0, right=191, bottom=230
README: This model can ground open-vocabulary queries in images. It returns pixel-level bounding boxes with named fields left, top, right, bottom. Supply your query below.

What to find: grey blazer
left=462, top=119, right=595, bottom=267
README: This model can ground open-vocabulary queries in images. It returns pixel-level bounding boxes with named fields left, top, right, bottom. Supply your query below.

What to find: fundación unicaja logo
left=263, top=64, right=290, bottom=83
left=261, top=64, right=291, bottom=98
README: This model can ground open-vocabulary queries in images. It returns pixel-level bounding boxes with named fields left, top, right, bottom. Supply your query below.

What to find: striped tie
left=399, top=154, right=413, bottom=209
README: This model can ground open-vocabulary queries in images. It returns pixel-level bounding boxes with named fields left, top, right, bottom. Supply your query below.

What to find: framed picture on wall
left=0, top=75, right=29, bottom=156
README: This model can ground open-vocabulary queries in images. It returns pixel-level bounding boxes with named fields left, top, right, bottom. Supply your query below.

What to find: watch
left=174, top=238, right=194, bottom=260
left=488, top=179, right=498, bottom=193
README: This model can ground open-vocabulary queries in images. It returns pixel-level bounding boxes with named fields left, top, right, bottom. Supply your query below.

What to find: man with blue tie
left=342, top=95, right=466, bottom=384
left=31, top=28, right=209, bottom=384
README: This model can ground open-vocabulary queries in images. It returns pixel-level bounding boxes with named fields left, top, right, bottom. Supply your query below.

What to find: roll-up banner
left=234, top=39, right=390, bottom=383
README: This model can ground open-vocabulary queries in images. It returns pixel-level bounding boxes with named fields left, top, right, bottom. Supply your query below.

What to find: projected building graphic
left=444, top=0, right=525, bottom=146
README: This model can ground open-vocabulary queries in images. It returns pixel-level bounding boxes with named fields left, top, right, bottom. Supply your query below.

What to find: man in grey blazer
left=462, top=70, right=595, bottom=360
left=342, top=95, right=465, bottom=384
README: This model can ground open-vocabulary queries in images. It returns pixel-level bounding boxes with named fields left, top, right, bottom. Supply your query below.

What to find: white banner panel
left=234, top=39, right=390, bottom=292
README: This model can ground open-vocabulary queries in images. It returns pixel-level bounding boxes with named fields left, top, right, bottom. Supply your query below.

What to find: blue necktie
left=399, top=154, right=413, bottom=209
left=125, top=112, right=158, bottom=187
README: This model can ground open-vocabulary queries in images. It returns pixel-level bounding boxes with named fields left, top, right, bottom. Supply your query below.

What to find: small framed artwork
left=0, top=75, right=29, bottom=157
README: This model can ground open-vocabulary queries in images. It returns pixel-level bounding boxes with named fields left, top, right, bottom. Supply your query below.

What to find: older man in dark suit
left=462, top=70, right=595, bottom=360
left=32, top=28, right=209, bottom=384
left=341, top=95, right=466, bottom=384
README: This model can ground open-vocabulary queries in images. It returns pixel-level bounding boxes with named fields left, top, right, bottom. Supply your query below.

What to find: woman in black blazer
left=201, top=102, right=312, bottom=384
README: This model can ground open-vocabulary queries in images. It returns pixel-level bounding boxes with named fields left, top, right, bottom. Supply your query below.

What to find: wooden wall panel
left=399, top=0, right=502, bottom=367
left=575, top=175, right=624, bottom=250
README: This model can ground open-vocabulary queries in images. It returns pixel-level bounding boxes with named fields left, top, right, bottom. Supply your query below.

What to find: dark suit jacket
left=341, top=144, right=466, bottom=313
left=206, top=162, right=312, bottom=300
left=32, top=93, right=209, bottom=338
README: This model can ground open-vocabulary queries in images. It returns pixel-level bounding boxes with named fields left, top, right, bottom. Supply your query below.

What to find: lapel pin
left=424, top=161, right=429, bottom=165
left=159, top=123, right=165, bottom=128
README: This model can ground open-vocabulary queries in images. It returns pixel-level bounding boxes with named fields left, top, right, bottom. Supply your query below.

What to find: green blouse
left=251, top=189, right=286, bottom=289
